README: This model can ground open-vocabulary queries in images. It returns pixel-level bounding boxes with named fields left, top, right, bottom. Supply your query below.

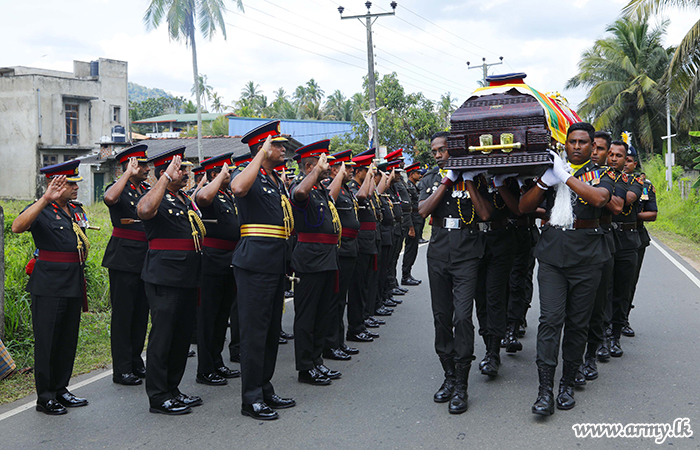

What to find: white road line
left=651, top=239, right=700, bottom=290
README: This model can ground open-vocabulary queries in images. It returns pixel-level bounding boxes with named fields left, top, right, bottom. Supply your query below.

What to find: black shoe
left=401, top=276, right=421, bottom=286
left=374, top=307, right=392, bottom=316
left=264, top=394, right=296, bottom=409
left=188, top=350, right=196, bottom=357
left=391, top=288, right=405, bottom=296
left=57, top=391, right=88, bottom=407
left=500, top=337, right=507, bottom=348
left=364, top=318, right=380, bottom=328
left=574, top=366, right=587, bottom=387
left=216, top=366, right=241, bottom=379
left=284, top=290, right=295, bottom=299
left=279, top=336, right=288, bottom=344
left=556, top=362, right=577, bottom=410
left=532, top=363, right=556, bottom=416
left=316, top=364, right=342, bottom=380
left=364, top=330, right=380, bottom=338
left=384, top=299, right=398, bottom=307
left=597, top=340, right=611, bottom=363
left=133, top=367, right=146, bottom=378
left=621, top=324, right=635, bottom=337
left=340, top=343, right=359, bottom=355
left=230, top=354, right=240, bottom=363
left=517, top=324, right=526, bottom=338
left=396, top=286, right=408, bottom=294
left=418, top=238, right=429, bottom=244
left=298, top=368, right=332, bottom=385
left=448, top=362, right=470, bottom=414
left=175, top=393, right=203, bottom=407
left=113, top=373, right=142, bottom=386
left=323, top=348, right=351, bottom=361
left=196, top=372, right=228, bottom=386
left=346, top=332, right=373, bottom=342
left=36, top=399, right=67, bottom=415
left=609, top=336, right=623, bottom=357
left=583, top=354, right=599, bottom=380
left=280, top=330, right=294, bottom=340
left=368, top=316, right=385, bottom=325
left=390, top=296, right=403, bottom=304
left=241, top=402, right=278, bottom=420
left=504, top=322, right=523, bottom=353
left=434, top=378, right=455, bottom=403
left=480, top=354, right=500, bottom=377
left=149, top=399, right=191, bottom=415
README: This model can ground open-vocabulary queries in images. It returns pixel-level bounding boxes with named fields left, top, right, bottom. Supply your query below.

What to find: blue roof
left=228, top=117, right=354, bottom=145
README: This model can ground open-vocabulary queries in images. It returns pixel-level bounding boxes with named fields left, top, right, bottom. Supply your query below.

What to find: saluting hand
left=317, top=153, right=330, bottom=173
left=42, top=175, right=67, bottom=203
left=218, top=162, right=230, bottom=178
left=166, top=155, right=183, bottom=183
left=125, top=157, right=139, bottom=176
left=337, top=162, right=347, bottom=178
left=260, top=135, right=273, bottom=161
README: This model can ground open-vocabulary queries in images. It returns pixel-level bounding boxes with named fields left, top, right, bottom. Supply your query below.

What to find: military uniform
left=385, top=181, right=405, bottom=300
left=401, top=165, right=424, bottom=283
left=376, top=180, right=398, bottom=313
left=629, top=178, right=657, bottom=311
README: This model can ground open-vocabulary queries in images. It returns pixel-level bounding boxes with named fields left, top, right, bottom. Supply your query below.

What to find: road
left=1, top=239, right=699, bottom=449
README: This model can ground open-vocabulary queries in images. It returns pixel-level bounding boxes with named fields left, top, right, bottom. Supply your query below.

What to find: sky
left=2, top=0, right=696, bottom=112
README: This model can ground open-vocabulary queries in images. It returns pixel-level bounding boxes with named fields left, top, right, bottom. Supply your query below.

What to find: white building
left=0, top=58, right=130, bottom=203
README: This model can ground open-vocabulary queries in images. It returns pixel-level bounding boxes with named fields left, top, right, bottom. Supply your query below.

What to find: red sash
left=112, top=227, right=147, bottom=242
left=296, top=233, right=339, bottom=245
left=148, top=239, right=197, bottom=251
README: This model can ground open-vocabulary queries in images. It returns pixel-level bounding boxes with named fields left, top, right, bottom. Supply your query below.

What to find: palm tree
left=623, top=0, right=700, bottom=129
left=240, top=81, right=262, bottom=105
left=324, top=90, right=348, bottom=121
left=438, top=93, right=457, bottom=129
left=210, top=92, right=226, bottom=113
left=191, top=74, right=213, bottom=111
left=144, top=0, right=244, bottom=162
left=565, top=16, right=670, bottom=151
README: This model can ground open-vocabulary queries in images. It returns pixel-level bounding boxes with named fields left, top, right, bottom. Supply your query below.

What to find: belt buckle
left=443, top=217, right=460, bottom=230
left=478, top=222, right=490, bottom=232
left=612, top=222, right=620, bottom=230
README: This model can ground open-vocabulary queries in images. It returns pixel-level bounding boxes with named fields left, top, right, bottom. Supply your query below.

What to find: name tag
left=444, top=217, right=460, bottom=230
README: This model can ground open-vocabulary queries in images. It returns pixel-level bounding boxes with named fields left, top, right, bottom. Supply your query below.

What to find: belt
left=148, top=239, right=197, bottom=251
left=614, top=222, right=637, bottom=231
left=636, top=219, right=646, bottom=229
left=480, top=218, right=509, bottom=231
left=511, top=217, right=535, bottom=228
left=37, top=250, right=80, bottom=263
left=202, top=237, right=238, bottom=251
left=240, top=224, right=288, bottom=239
left=359, top=222, right=377, bottom=231
left=432, top=216, right=478, bottom=230
left=341, top=228, right=359, bottom=239
left=544, top=219, right=600, bottom=230
left=600, top=215, right=612, bottom=225
left=111, top=227, right=147, bottom=242
left=297, top=232, right=340, bottom=245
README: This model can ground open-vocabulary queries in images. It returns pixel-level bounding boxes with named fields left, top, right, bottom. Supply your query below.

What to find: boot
left=532, top=362, right=555, bottom=416
left=504, top=322, right=523, bottom=353
left=481, top=336, right=501, bottom=377
left=610, top=324, right=623, bottom=357
left=556, top=361, right=577, bottom=410
left=478, top=335, right=489, bottom=370
left=596, top=337, right=611, bottom=362
left=582, top=346, right=599, bottom=380
left=433, top=358, right=456, bottom=403
left=574, top=365, right=586, bottom=386
left=448, top=362, right=470, bottom=414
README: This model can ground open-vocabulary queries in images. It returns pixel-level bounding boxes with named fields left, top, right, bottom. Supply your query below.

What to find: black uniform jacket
left=638, top=179, right=658, bottom=247
left=407, top=179, right=423, bottom=228
left=197, top=186, right=240, bottom=275
left=323, top=179, right=360, bottom=259
left=102, top=181, right=149, bottom=274
left=612, top=173, right=644, bottom=250
left=347, top=179, right=379, bottom=255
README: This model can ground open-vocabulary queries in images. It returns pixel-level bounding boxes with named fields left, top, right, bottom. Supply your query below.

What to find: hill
left=128, top=82, right=173, bottom=103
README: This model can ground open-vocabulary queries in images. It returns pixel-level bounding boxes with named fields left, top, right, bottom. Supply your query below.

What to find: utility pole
left=338, top=1, right=397, bottom=151
left=662, top=96, right=676, bottom=191
left=467, top=57, right=504, bottom=85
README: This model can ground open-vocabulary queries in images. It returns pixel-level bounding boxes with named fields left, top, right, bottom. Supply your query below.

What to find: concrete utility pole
left=662, top=97, right=676, bottom=191
left=467, top=57, right=504, bottom=85
left=338, top=1, right=397, bottom=150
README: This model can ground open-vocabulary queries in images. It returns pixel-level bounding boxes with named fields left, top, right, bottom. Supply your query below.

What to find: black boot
left=582, top=346, right=599, bottom=380
left=479, top=335, right=489, bottom=370
left=448, top=362, right=470, bottom=414
left=532, top=362, right=555, bottom=416
left=574, top=365, right=587, bottom=387
left=504, top=322, right=523, bottom=353
left=597, top=337, right=611, bottom=362
left=433, top=358, right=456, bottom=403
left=556, top=361, right=577, bottom=410
left=481, top=336, right=501, bottom=377
left=610, top=324, right=623, bottom=357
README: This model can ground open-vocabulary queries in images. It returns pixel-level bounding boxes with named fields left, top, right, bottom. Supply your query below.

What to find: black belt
left=614, top=222, right=637, bottom=231
left=510, top=217, right=535, bottom=228
left=433, top=216, right=478, bottom=230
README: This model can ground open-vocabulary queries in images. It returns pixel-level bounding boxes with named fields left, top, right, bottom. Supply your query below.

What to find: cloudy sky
left=2, top=0, right=695, bottom=111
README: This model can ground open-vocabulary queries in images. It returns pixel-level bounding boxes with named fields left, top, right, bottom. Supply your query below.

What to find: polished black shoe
left=574, top=366, right=587, bottom=387
left=374, top=307, right=392, bottom=316
left=58, top=391, right=88, bottom=408
left=480, top=354, right=500, bottom=377
left=175, top=393, right=203, bottom=407
left=346, top=332, right=373, bottom=342
left=279, top=336, right=288, bottom=344
left=500, top=337, right=507, bottom=348
left=284, top=290, right=295, bottom=298
left=364, top=318, right=380, bottom=328
left=188, top=350, right=196, bottom=357
left=597, top=340, right=611, bottom=363
left=133, top=367, right=146, bottom=378
left=264, top=394, right=296, bottom=409
left=149, top=399, right=191, bottom=415
left=113, top=373, right=142, bottom=386
left=368, top=316, right=385, bottom=325
left=36, top=399, right=67, bottom=415
left=241, top=402, right=278, bottom=420
left=621, top=324, right=635, bottom=337
left=609, top=336, right=623, bottom=357
left=517, top=324, right=526, bottom=338
left=364, top=330, right=380, bottom=338
left=340, top=343, right=359, bottom=355
left=532, top=363, right=556, bottom=416
left=418, top=238, right=429, bottom=244
left=391, top=288, right=406, bottom=296
left=583, top=355, right=599, bottom=380
left=230, top=353, right=240, bottom=363
left=390, top=296, right=403, bottom=304
left=384, top=299, right=398, bottom=307
left=280, top=330, right=294, bottom=340
left=396, top=286, right=409, bottom=294
left=504, top=322, right=523, bottom=353
left=401, top=276, right=421, bottom=286
left=316, top=364, right=342, bottom=380
left=196, top=372, right=228, bottom=386
left=298, top=368, right=332, bottom=385
left=556, top=362, right=577, bottom=410
left=434, top=378, right=455, bottom=403
left=323, top=348, right=351, bottom=361
left=216, top=365, right=241, bottom=378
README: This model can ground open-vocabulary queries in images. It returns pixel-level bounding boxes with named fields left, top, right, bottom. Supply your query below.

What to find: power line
left=376, top=49, right=469, bottom=96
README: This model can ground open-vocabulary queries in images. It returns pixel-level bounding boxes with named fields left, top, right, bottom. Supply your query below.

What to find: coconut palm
left=623, top=0, right=700, bottom=129
left=240, top=81, right=262, bottom=106
left=210, top=92, right=226, bottom=113
left=191, top=74, right=213, bottom=111
left=324, top=90, right=351, bottom=121
left=143, top=0, right=244, bottom=162
left=438, top=93, right=457, bottom=129
left=566, top=16, right=670, bottom=151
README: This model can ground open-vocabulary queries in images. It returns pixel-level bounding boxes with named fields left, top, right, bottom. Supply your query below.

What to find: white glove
left=462, top=170, right=486, bottom=182
left=446, top=170, right=460, bottom=182
left=493, top=173, right=518, bottom=187
left=539, top=168, right=559, bottom=187
left=549, top=150, right=572, bottom=184
left=516, top=175, right=535, bottom=188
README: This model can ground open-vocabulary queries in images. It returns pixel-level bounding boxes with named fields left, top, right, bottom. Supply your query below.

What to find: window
left=43, top=155, right=58, bottom=167
left=112, top=106, right=121, bottom=123
left=63, top=155, right=78, bottom=162
left=65, top=103, right=79, bottom=145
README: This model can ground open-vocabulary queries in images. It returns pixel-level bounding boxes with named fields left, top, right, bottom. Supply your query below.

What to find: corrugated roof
left=228, top=117, right=355, bottom=145
left=132, top=113, right=230, bottom=124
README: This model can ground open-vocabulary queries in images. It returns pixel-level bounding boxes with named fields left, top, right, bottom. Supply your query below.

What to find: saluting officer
left=12, top=160, right=91, bottom=415
left=137, top=147, right=204, bottom=415
left=401, top=162, right=424, bottom=286
left=384, top=159, right=406, bottom=307
left=231, top=120, right=296, bottom=420
left=385, top=149, right=411, bottom=297
left=374, top=163, right=399, bottom=316
left=102, top=144, right=151, bottom=386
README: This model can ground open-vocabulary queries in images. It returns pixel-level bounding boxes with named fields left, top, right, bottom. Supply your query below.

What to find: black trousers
left=402, top=218, right=425, bottom=278
left=109, top=269, right=149, bottom=376
left=611, top=248, right=639, bottom=335
left=375, top=244, right=392, bottom=310
left=629, top=245, right=647, bottom=313
left=536, top=262, right=602, bottom=367
left=234, top=267, right=284, bottom=405
left=475, top=239, right=516, bottom=340
left=587, top=257, right=613, bottom=347
left=427, top=257, right=480, bottom=364
left=228, top=291, right=240, bottom=362
left=294, top=270, right=335, bottom=371
left=197, top=272, right=236, bottom=375
left=31, top=295, right=82, bottom=404
left=325, top=256, right=356, bottom=350
left=388, top=227, right=408, bottom=289
left=506, top=227, right=537, bottom=325
left=349, top=252, right=375, bottom=331
left=144, top=283, right=197, bottom=405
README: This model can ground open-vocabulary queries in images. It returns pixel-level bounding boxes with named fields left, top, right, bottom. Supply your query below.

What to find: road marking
left=651, top=239, right=700, bottom=289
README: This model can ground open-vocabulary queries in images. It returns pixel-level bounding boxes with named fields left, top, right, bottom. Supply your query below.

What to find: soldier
left=401, top=162, right=424, bottom=286
left=137, top=147, right=204, bottom=415
left=231, top=121, right=296, bottom=420
left=193, top=152, right=241, bottom=386
left=385, top=149, right=411, bottom=297
left=102, top=144, right=151, bottom=386
left=12, top=160, right=91, bottom=415
left=520, top=122, right=614, bottom=416
left=374, top=163, right=399, bottom=315
left=418, top=131, right=489, bottom=414
left=322, top=150, right=361, bottom=361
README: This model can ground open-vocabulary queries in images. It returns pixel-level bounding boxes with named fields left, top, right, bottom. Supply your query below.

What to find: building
left=0, top=58, right=130, bottom=201
left=132, top=112, right=231, bottom=136
left=227, top=117, right=354, bottom=145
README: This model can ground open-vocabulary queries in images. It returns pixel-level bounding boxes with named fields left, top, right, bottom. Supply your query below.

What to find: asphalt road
left=1, top=239, right=699, bottom=449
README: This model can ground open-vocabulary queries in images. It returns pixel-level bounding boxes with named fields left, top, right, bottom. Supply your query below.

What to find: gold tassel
left=73, top=222, right=90, bottom=263
left=281, top=195, right=294, bottom=238
left=328, top=200, right=342, bottom=247
left=188, top=210, right=207, bottom=252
